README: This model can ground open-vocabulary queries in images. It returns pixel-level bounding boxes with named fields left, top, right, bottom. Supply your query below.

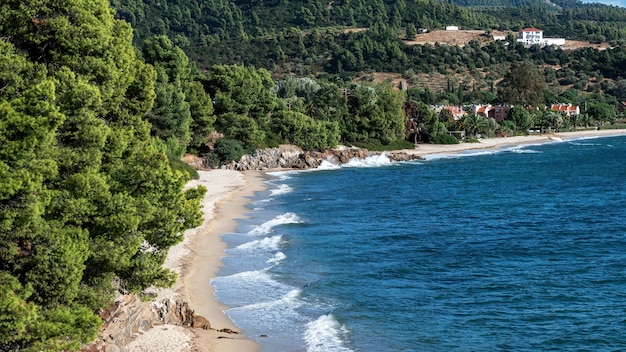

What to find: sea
left=212, top=135, right=626, bottom=352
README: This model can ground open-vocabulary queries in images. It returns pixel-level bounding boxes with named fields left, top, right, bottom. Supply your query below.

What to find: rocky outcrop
left=224, top=145, right=422, bottom=171
left=82, top=295, right=210, bottom=352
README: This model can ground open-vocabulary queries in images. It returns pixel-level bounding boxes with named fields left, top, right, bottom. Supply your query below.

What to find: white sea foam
left=267, top=171, right=294, bottom=180
left=270, top=184, right=294, bottom=196
left=342, top=153, right=393, bottom=168
left=241, top=288, right=302, bottom=310
left=568, top=141, right=603, bottom=146
left=236, top=235, right=283, bottom=251
left=311, top=153, right=395, bottom=170
left=304, top=314, right=353, bottom=352
left=507, top=145, right=541, bottom=154
left=212, top=269, right=289, bottom=305
left=267, top=251, right=287, bottom=264
left=422, top=144, right=545, bottom=160
left=317, top=160, right=342, bottom=170
left=247, top=212, right=302, bottom=236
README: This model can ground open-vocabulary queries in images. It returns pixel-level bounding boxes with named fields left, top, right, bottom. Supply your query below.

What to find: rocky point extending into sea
left=223, top=145, right=423, bottom=171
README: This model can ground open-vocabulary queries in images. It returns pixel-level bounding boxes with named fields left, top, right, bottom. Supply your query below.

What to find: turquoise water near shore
left=213, top=135, right=626, bottom=351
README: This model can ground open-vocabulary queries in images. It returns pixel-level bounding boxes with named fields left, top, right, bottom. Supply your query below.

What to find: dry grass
left=404, top=29, right=610, bottom=50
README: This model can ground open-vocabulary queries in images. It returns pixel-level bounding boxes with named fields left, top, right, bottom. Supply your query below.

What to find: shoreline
left=125, top=169, right=266, bottom=352
left=180, top=170, right=266, bottom=352
left=398, top=129, right=626, bottom=158
left=125, top=128, right=626, bottom=352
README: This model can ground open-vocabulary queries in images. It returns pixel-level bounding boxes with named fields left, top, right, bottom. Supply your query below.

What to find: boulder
left=82, top=295, right=212, bottom=352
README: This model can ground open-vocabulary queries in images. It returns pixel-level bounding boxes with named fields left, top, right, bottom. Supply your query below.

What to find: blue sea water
left=212, top=135, right=626, bottom=352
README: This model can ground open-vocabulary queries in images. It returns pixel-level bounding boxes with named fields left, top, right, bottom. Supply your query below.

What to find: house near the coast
left=471, top=104, right=510, bottom=122
left=433, top=105, right=466, bottom=120
left=517, top=28, right=565, bottom=47
left=550, top=103, right=580, bottom=116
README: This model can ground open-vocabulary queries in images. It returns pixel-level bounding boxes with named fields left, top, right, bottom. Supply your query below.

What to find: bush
left=352, top=138, right=415, bottom=151
left=169, top=158, right=199, bottom=179
left=214, top=139, right=245, bottom=164
left=430, top=133, right=460, bottom=144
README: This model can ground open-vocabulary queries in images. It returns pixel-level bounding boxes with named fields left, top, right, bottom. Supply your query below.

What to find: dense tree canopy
left=0, top=1, right=205, bottom=350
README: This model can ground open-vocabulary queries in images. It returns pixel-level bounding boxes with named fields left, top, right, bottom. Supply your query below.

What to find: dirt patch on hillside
left=404, top=29, right=507, bottom=46
left=561, top=40, right=610, bottom=51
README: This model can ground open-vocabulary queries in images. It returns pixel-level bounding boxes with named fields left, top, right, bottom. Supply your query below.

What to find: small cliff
left=82, top=295, right=210, bottom=352
left=225, top=145, right=422, bottom=171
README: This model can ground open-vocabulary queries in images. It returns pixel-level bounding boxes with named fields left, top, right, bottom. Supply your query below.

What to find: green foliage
left=587, top=102, right=616, bottom=124
left=353, top=138, right=415, bottom=151
left=431, top=133, right=460, bottom=144
left=142, top=36, right=193, bottom=146
left=185, top=80, right=216, bottom=150
left=498, top=61, right=547, bottom=106
left=213, top=139, right=245, bottom=164
left=271, top=110, right=340, bottom=150
left=1, top=1, right=207, bottom=350
left=150, top=136, right=199, bottom=180
left=0, top=272, right=37, bottom=350
left=508, top=106, right=536, bottom=132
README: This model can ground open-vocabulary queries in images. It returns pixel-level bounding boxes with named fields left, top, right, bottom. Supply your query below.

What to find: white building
left=517, top=28, right=565, bottom=47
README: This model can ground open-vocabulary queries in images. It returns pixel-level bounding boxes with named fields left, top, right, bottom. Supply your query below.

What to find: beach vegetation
left=213, top=138, right=246, bottom=164
left=431, top=133, right=461, bottom=144
left=352, top=138, right=416, bottom=151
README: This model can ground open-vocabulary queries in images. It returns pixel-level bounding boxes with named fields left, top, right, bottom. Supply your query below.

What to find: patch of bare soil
left=404, top=30, right=504, bottom=46
left=560, top=40, right=611, bottom=51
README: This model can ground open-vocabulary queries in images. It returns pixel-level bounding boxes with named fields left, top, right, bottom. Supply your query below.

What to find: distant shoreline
left=396, top=129, right=626, bottom=159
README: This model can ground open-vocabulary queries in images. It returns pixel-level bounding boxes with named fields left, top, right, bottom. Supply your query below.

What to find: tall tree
left=142, top=35, right=193, bottom=147
left=498, top=61, right=547, bottom=106
left=0, top=1, right=205, bottom=350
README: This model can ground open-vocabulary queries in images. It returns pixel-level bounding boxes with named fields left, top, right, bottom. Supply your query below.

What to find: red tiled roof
left=521, top=28, right=543, bottom=32
left=550, top=104, right=578, bottom=112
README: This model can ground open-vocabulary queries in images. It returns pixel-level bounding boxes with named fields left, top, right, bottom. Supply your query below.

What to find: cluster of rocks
left=82, top=295, right=210, bottom=352
left=224, top=145, right=422, bottom=171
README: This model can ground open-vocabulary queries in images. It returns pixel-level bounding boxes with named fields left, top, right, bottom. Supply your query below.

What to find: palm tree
left=462, top=113, right=489, bottom=138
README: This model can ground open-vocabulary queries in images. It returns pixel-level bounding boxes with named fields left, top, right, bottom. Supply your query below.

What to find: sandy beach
left=126, top=169, right=265, bottom=352
left=400, top=129, right=626, bottom=158
left=126, top=128, right=626, bottom=352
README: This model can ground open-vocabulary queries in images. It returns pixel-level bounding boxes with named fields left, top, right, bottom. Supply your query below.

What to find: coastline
left=125, top=169, right=266, bottom=352
left=399, top=129, right=626, bottom=158
left=125, top=128, right=626, bottom=352
left=180, top=170, right=266, bottom=352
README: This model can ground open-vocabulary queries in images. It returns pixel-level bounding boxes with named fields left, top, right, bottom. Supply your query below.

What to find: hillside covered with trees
left=105, top=0, right=626, bottom=146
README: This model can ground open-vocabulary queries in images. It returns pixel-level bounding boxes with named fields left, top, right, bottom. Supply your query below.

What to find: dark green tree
left=498, top=61, right=547, bottom=106
left=507, top=106, right=535, bottom=132
left=0, top=1, right=205, bottom=350
left=142, top=36, right=193, bottom=147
